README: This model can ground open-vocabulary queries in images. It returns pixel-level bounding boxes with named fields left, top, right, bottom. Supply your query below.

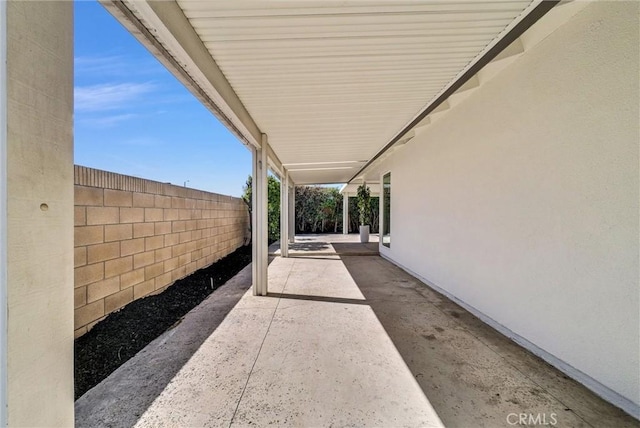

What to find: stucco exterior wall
left=74, top=166, right=249, bottom=338
left=378, top=2, right=639, bottom=416
left=6, top=1, right=75, bottom=425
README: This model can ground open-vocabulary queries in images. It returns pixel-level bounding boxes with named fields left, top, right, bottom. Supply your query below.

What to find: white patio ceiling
left=104, top=0, right=544, bottom=185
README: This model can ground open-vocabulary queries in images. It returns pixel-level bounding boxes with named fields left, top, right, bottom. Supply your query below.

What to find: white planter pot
left=359, top=225, right=370, bottom=243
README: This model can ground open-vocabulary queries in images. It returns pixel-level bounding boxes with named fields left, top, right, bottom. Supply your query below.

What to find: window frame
left=382, top=171, right=391, bottom=248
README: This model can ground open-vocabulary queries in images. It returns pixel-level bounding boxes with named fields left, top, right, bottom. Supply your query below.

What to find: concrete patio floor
left=76, top=235, right=639, bottom=427
left=271, top=233, right=380, bottom=256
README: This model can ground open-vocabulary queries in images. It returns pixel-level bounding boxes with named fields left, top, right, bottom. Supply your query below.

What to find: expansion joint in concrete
left=228, top=260, right=295, bottom=427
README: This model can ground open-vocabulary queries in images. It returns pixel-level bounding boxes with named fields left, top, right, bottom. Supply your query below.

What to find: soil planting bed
left=75, top=244, right=252, bottom=399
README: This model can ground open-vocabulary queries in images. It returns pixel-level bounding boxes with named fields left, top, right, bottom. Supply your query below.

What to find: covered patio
left=271, top=233, right=380, bottom=257
left=1, top=0, right=638, bottom=425
left=75, top=234, right=637, bottom=427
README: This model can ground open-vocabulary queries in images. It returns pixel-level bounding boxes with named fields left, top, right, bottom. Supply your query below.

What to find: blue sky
left=74, top=1, right=251, bottom=197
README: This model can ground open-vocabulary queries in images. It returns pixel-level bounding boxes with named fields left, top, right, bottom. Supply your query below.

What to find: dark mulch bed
left=74, top=244, right=252, bottom=399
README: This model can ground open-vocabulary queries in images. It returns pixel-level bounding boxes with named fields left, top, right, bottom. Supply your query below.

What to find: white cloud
left=77, top=113, right=139, bottom=128
left=75, top=55, right=126, bottom=75
left=75, top=55, right=160, bottom=77
left=75, top=82, right=156, bottom=112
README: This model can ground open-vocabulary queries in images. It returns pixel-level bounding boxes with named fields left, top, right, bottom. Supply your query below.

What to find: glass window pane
left=382, top=173, right=391, bottom=248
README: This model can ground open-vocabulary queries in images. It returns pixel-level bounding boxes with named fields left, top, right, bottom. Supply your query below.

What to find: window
left=382, top=172, right=391, bottom=248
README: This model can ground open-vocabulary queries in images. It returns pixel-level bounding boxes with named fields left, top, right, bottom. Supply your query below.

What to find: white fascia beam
left=267, top=145, right=284, bottom=179
left=294, top=181, right=356, bottom=186
left=100, top=0, right=262, bottom=149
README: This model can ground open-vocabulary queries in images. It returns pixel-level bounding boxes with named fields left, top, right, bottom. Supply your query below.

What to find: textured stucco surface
left=6, top=1, right=75, bottom=425
left=378, top=1, right=639, bottom=414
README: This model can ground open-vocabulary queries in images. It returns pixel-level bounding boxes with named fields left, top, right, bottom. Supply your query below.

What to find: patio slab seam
left=228, top=258, right=294, bottom=427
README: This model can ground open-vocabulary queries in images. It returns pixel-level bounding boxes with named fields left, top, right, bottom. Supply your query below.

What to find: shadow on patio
left=270, top=233, right=379, bottom=257
left=338, top=256, right=639, bottom=428
left=74, top=263, right=254, bottom=428
left=75, top=235, right=638, bottom=427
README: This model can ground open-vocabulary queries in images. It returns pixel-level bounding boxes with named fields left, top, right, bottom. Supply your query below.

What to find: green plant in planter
left=356, top=183, right=371, bottom=226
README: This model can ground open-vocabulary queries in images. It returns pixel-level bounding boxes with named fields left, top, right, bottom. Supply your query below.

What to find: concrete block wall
left=73, top=166, right=249, bottom=338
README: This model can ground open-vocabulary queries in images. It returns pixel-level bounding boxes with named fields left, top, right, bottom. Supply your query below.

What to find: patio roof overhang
left=340, top=182, right=380, bottom=197
left=100, top=0, right=557, bottom=186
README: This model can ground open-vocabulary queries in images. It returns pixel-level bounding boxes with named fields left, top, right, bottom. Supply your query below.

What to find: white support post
left=3, top=2, right=74, bottom=425
left=280, top=172, right=289, bottom=257
left=251, top=146, right=258, bottom=295
left=0, top=1, right=7, bottom=425
left=252, top=136, right=269, bottom=296
left=343, top=195, right=349, bottom=234
left=289, top=184, right=295, bottom=243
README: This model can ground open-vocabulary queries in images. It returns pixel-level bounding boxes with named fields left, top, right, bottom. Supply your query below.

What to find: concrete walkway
left=76, top=236, right=639, bottom=427
left=271, top=233, right=380, bottom=256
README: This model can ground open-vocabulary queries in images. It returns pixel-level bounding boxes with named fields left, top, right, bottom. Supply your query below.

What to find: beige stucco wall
left=6, top=1, right=75, bottom=426
left=378, top=1, right=639, bottom=416
left=73, top=166, right=249, bottom=337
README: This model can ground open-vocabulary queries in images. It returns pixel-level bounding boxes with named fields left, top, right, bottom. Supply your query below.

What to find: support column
left=0, top=3, right=7, bottom=425
left=289, top=184, right=295, bottom=243
left=280, top=172, right=289, bottom=257
left=4, top=2, right=74, bottom=425
left=252, top=135, right=269, bottom=296
left=343, top=195, right=349, bottom=234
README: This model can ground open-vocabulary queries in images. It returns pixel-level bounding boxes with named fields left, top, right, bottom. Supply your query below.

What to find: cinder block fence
left=73, top=166, right=249, bottom=338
